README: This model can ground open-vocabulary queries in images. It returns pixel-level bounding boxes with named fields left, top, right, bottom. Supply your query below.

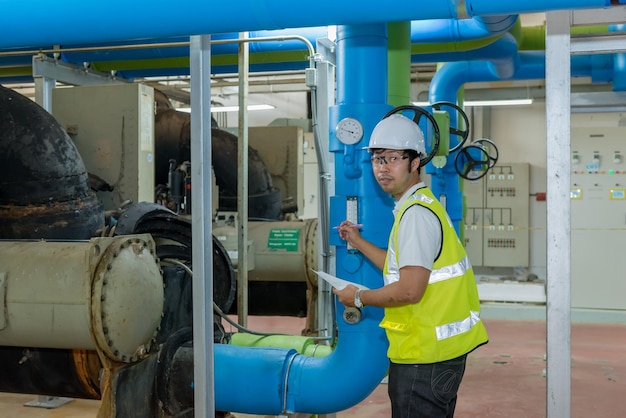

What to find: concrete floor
left=0, top=316, right=624, bottom=417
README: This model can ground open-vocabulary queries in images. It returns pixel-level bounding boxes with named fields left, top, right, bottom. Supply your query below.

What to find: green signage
left=267, top=228, right=300, bottom=252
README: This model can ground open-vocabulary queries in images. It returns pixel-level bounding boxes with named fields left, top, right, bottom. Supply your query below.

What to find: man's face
left=370, top=149, right=417, bottom=199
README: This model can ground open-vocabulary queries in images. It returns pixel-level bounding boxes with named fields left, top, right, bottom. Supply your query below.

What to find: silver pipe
left=0, top=35, right=315, bottom=60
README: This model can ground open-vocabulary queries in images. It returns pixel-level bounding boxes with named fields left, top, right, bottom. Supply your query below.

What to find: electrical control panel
left=571, top=126, right=626, bottom=310
left=464, top=163, right=530, bottom=268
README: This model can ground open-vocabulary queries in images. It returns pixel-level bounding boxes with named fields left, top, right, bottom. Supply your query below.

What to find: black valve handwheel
left=383, top=105, right=441, bottom=167
left=431, top=101, right=470, bottom=153
left=454, top=144, right=492, bottom=180
left=471, top=138, right=499, bottom=168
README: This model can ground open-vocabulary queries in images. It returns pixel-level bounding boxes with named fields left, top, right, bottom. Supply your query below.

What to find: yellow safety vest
left=380, top=187, right=489, bottom=364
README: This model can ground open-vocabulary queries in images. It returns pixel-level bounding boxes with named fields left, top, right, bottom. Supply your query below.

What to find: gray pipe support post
left=545, top=11, right=571, bottom=418
left=237, top=32, right=250, bottom=327
left=190, top=35, right=216, bottom=418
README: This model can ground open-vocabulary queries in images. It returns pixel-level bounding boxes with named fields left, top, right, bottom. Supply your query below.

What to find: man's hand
left=336, top=221, right=363, bottom=249
left=332, top=284, right=359, bottom=307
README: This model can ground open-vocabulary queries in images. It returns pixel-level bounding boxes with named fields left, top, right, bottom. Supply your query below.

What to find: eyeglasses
left=370, top=152, right=409, bottom=166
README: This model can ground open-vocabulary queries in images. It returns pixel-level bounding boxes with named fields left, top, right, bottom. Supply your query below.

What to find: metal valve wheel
left=382, top=105, right=441, bottom=167
left=454, top=138, right=499, bottom=180
left=431, top=101, right=471, bottom=153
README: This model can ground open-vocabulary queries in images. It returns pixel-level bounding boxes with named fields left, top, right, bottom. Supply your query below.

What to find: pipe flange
left=91, top=234, right=164, bottom=363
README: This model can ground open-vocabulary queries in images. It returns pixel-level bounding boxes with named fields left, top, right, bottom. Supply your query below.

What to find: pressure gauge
left=336, top=117, right=364, bottom=145
left=431, top=155, right=447, bottom=169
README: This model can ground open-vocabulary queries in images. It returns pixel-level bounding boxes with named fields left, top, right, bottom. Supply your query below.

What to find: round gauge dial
left=336, top=117, right=364, bottom=145
left=431, top=155, right=447, bottom=169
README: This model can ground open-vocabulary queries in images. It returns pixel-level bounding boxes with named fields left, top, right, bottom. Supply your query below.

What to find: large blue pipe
left=0, top=1, right=613, bottom=49
left=429, top=52, right=617, bottom=103
left=0, top=17, right=518, bottom=77
left=413, top=32, right=522, bottom=78
left=610, top=24, right=626, bottom=90
left=62, top=17, right=518, bottom=63
left=467, top=0, right=616, bottom=15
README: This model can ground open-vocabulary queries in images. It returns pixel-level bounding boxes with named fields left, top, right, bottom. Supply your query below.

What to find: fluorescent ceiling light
left=412, top=99, right=533, bottom=107
left=177, top=104, right=275, bottom=113
left=464, top=99, right=533, bottom=106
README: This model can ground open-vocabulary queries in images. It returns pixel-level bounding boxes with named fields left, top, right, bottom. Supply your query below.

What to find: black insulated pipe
left=153, top=95, right=283, bottom=220
left=0, top=84, right=104, bottom=240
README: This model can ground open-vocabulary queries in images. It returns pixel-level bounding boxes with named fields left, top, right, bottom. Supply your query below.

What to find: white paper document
left=312, top=270, right=369, bottom=290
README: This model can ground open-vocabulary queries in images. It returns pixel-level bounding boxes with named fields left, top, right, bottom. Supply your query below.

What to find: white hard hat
left=366, top=114, right=425, bottom=154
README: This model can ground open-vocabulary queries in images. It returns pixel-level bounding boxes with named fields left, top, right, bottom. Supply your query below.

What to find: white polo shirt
left=392, top=183, right=443, bottom=271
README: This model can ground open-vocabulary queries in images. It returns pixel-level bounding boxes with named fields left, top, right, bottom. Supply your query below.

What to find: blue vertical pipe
left=610, top=24, right=626, bottom=91
left=284, top=23, right=391, bottom=414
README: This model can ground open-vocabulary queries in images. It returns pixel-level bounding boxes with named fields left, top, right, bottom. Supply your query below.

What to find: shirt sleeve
left=396, top=204, right=442, bottom=271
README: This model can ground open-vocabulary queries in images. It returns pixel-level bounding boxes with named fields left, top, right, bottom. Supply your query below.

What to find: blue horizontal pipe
left=0, top=1, right=615, bottom=50
left=412, top=33, right=521, bottom=78
left=429, top=52, right=616, bottom=104
left=466, top=0, right=611, bottom=16
left=52, top=17, right=513, bottom=66
left=0, top=0, right=459, bottom=49
left=214, top=345, right=297, bottom=414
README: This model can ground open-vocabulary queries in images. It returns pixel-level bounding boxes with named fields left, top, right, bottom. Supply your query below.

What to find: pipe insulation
left=0, top=235, right=164, bottom=364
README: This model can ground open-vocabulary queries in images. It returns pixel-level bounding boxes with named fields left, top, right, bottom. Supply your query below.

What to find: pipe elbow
left=472, top=15, right=519, bottom=34
left=285, top=308, right=389, bottom=414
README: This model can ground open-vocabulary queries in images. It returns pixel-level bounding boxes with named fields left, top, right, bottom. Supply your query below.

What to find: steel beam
left=190, top=34, right=215, bottom=418
left=545, top=10, right=572, bottom=418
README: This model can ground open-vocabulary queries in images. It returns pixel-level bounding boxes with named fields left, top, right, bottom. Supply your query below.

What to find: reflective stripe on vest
left=436, top=310, right=482, bottom=341
left=429, top=255, right=471, bottom=284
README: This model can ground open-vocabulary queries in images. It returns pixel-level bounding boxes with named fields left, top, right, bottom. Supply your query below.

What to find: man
left=333, top=113, right=488, bottom=418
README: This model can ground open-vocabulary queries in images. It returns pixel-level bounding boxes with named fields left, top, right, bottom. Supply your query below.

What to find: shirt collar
left=393, top=182, right=426, bottom=216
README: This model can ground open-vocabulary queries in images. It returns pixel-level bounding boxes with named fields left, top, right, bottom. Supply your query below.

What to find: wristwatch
left=354, top=289, right=364, bottom=308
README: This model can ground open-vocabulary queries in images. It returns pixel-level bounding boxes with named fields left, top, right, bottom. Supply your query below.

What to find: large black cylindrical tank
left=0, top=84, right=104, bottom=239
left=154, top=103, right=283, bottom=220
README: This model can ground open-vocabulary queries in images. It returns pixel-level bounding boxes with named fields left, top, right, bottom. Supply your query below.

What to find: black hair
left=403, top=149, right=421, bottom=175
